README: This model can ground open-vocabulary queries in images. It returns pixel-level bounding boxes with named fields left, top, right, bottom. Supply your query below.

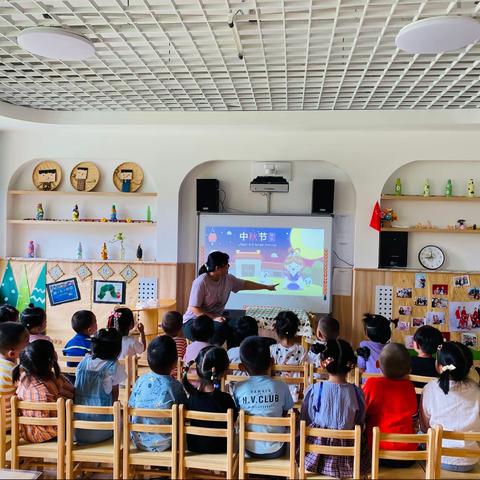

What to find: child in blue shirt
left=233, top=336, right=294, bottom=459
left=129, top=335, right=186, bottom=452
left=63, top=310, right=98, bottom=366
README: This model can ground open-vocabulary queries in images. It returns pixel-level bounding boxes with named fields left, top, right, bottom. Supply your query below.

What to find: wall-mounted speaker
left=196, top=179, right=220, bottom=212
left=378, top=231, right=408, bottom=268
left=312, top=179, right=335, bottom=214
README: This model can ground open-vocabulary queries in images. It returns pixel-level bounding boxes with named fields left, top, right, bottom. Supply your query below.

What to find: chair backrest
left=239, top=409, right=296, bottom=479
left=178, top=405, right=236, bottom=477
left=434, top=425, right=480, bottom=478
left=271, top=363, right=309, bottom=401
left=355, top=369, right=436, bottom=393
left=123, top=404, right=178, bottom=478
left=121, top=355, right=139, bottom=394
left=298, top=422, right=361, bottom=479
left=0, top=395, right=8, bottom=468
left=10, top=396, right=65, bottom=478
left=56, top=352, right=86, bottom=376
left=408, top=374, right=437, bottom=394
left=371, top=426, right=435, bottom=479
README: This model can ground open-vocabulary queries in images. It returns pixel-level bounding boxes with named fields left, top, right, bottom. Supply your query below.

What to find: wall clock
left=418, top=245, right=445, bottom=270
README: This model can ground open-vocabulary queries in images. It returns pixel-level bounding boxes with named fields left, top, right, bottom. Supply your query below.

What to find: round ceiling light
left=17, top=27, right=95, bottom=61
left=395, top=16, right=480, bottom=54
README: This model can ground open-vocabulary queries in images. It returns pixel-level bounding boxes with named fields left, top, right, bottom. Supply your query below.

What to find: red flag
left=369, top=201, right=382, bottom=231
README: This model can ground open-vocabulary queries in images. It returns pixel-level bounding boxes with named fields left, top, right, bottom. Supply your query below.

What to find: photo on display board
left=441, top=331, right=451, bottom=342
left=398, top=321, right=410, bottom=331
left=415, top=273, right=426, bottom=289
left=93, top=280, right=126, bottom=304
left=461, top=332, right=478, bottom=349
left=414, top=296, right=428, bottom=307
left=426, top=311, right=445, bottom=326
left=412, top=317, right=426, bottom=328
left=468, top=287, right=480, bottom=300
left=399, top=306, right=412, bottom=316
left=396, top=288, right=412, bottom=298
left=431, top=297, right=448, bottom=309
left=449, top=302, right=480, bottom=331
left=46, top=278, right=80, bottom=306
left=405, top=335, right=414, bottom=349
left=454, top=275, right=470, bottom=287
left=432, top=284, right=449, bottom=295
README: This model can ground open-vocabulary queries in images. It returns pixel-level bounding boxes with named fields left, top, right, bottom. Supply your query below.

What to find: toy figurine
left=136, top=244, right=143, bottom=261
left=101, top=242, right=108, bottom=260
left=146, top=206, right=152, bottom=223
left=36, top=203, right=44, bottom=220
left=456, top=219, right=466, bottom=230
left=27, top=241, right=35, bottom=258
left=110, top=205, right=118, bottom=222
left=445, top=179, right=453, bottom=197
left=467, top=178, right=475, bottom=197
left=423, top=179, right=430, bottom=197
left=394, top=178, right=402, bottom=196
left=110, top=233, right=125, bottom=261
left=77, top=242, right=83, bottom=260
left=72, top=204, right=79, bottom=221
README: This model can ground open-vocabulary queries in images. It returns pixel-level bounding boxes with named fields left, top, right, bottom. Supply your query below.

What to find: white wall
left=3, top=104, right=480, bottom=267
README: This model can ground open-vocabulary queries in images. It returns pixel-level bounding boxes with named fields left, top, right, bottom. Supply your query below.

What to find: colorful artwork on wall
left=0, top=260, right=18, bottom=306
left=93, top=280, right=126, bottom=304
left=30, top=263, right=46, bottom=309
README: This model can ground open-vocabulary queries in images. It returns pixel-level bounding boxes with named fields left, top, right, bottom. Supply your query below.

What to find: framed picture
left=47, top=278, right=80, bottom=306
left=415, top=273, right=426, bottom=289
left=432, top=284, right=448, bottom=295
left=399, top=305, right=412, bottom=316
left=454, top=275, right=470, bottom=287
left=412, top=317, right=426, bottom=327
left=426, top=311, right=445, bottom=326
left=396, top=287, right=412, bottom=298
left=414, top=296, right=428, bottom=307
left=461, top=332, right=478, bottom=349
left=93, top=280, right=126, bottom=304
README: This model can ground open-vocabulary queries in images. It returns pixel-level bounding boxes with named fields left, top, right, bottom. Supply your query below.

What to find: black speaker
left=196, top=179, right=220, bottom=212
left=312, top=179, right=335, bottom=214
left=378, top=231, right=408, bottom=268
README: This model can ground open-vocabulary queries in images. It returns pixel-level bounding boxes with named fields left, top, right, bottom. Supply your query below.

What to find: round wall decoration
left=32, top=161, right=62, bottom=191
left=113, top=162, right=144, bottom=193
left=70, top=161, right=100, bottom=192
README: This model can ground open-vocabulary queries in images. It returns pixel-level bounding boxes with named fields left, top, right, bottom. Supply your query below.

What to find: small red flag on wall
left=369, top=201, right=382, bottom=231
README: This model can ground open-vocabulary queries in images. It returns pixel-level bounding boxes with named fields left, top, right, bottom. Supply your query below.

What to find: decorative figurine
left=146, top=205, right=152, bottom=223
left=77, top=242, right=83, bottom=260
left=27, top=241, right=35, bottom=258
left=136, top=244, right=143, bottom=261
left=101, top=242, right=108, bottom=260
left=110, top=205, right=118, bottom=222
left=36, top=203, right=44, bottom=220
left=445, top=179, right=453, bottom=197
left=394, top=178, right=402, bottom=196
left=456, top=219, right=467, bottom=230
left=110, top=233, right=125, bottom=261
left=467, top=178, right=475, bottom=197
left=119, top=168, right=133, bottom=192
left=72, top=204, right=79, bottom=221
left=423, top=179, right=430, bottom=197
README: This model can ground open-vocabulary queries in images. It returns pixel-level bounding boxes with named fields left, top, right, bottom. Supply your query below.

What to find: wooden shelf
left=8, top=190, right=157, bottom=197
left=381, top=194, right=480, bottom=202
left=6, top=256, right=171, bottom=265
left=382, top=227, right=480, bottom=234
left=8, top=219, right=156, bottom=227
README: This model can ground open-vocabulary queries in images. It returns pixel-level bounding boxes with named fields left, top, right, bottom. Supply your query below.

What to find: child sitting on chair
left=233, top=336, right=294, bottom=459
left=307, top=315, right=340, bottom=367
left=0, top=305, right=19, bottom=323
left=420, top=341, right=480, bottom=473
left=411, top=325, right=443, bottom=378
left=74, top=328, right=126, bottom=444
left=14, top=340, right=74, bottom=443
left=300, top=339, right=370, bottom=478
left=161, top=311, right=186, bottom=378
left=364, top=343, right=417, bottom=468
left=21, top=304, right=52, bottom=343
left=183, top=315, right=214, bottom=364
left=129, top=335, right=187, bottom=452
left=108, top=307, right=145, bottom=360
left=183, top=346, right=237, bottom=453
left=227, top=315, right=258, bottom=365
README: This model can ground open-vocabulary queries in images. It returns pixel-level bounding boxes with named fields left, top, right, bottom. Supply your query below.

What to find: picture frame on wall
left=93, top=280, right=126, bottom=305
left=47, top=278, right=81, bottom=306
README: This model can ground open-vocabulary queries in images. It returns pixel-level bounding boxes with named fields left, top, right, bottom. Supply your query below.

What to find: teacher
left=183, top=251, right=278, bottom=345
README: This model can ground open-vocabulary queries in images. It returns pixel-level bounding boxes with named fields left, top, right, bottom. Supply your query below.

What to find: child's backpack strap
left=313, top=382, right=323, bottom=414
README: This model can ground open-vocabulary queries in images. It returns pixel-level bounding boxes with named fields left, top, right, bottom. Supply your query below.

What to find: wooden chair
left=353, top=368, right=382, bottom=386
left=354, top=370, right=435, bottom=394
left=65, top=399, right=121, bottom=479
left=271, top=363, right=309, bottom=408
left=239, top=409, right=296, bottom=479
left=408, top=374, right=437, bottom=394
left=371, top=426, right=436, bottom=479
left=56, top=352, right=86, bottom=377
left=178, top=405, right=238, bottom=478
left=10, top=396, right=65, bottom=479
left=223, top=363, right=248, bottom=392
left=434, top=425, right=480, bottom=478
left=123, top=404, right=178, bottom=479
left=308, top=364, right=328, bottom=385
left=0, top=395, right=11, bottom=468
left=298, top=422, right=362, bottom=479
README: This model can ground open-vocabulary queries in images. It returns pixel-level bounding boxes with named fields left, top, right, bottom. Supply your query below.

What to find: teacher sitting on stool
left=183, top=251, right=278, bottom=345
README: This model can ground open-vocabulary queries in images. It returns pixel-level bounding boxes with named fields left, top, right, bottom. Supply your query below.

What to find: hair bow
left=440, top=364, right=456, bottom=373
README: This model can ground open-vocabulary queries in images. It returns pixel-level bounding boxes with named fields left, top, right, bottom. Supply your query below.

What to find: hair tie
left=441, top=364, right=456, bottom=373
left=323, top=357, right=335, bottom=366
left=210, top=366, right=217, bottom=381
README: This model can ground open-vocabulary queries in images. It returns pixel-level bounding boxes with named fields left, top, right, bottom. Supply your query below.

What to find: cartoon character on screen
left=283, top=247, right=305, bottom=291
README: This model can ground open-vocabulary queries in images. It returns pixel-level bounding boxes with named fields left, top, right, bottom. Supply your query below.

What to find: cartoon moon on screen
left=205, top=227, right=326, bottom=297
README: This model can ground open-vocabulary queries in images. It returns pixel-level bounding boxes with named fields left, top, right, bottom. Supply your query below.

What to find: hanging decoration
left=48, top=264, right=64, bottom=282
left=75, top=263, right=92, bottom=282
left=0, top=260, right=18, bottom=306
left=97, top=263, right=114, bottom=281
left=120, top=264, right=137, bottom=283
left=16, top=265, right=31, bottom=312
left=30, top=263, right=46, bottom=309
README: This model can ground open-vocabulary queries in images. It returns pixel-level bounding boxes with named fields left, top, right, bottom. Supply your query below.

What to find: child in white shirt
left=108, top=307, right=146, bottom=359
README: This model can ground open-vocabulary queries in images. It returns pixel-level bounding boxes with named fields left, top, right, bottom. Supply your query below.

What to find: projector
left=250, top=176, right=289, bottom=193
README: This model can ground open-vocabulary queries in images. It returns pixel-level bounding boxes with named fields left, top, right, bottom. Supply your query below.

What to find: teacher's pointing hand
left=267, top=283, right=279, bottom=291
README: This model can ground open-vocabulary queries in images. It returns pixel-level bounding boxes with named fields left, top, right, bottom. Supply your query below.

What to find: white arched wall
left=178, top=160, right=357, bottom=263
left=2, top=103, right=480, bottom=267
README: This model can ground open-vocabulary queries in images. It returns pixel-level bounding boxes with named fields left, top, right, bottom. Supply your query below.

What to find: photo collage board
left=390, top=271, right=480, bottom=351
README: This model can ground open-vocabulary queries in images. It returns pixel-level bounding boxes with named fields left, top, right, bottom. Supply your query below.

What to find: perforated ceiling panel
left=1, top=0, right=480, bottom=111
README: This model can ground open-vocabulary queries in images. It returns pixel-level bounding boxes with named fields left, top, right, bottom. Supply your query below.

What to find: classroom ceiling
left=2, top=0, right=480, bottom=111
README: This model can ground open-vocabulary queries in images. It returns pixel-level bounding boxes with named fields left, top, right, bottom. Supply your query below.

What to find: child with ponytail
left=107, top=307, right=146, bottom=359
left=183, top=346, right=237, bottom=453
left=300, top=339, right=369, bottom=478
left=20, top=304, right=51, bottom=343
left=420, top=341, right=480, bottom=473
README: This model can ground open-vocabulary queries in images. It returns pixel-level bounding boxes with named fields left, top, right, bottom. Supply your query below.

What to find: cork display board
left=113, top=162, right=144, bottom=193
left=390, top=271, right=480, bottom=350
left=32, top=160, right=62, bottom=191
left=70, top=161, right=100, bottom=192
